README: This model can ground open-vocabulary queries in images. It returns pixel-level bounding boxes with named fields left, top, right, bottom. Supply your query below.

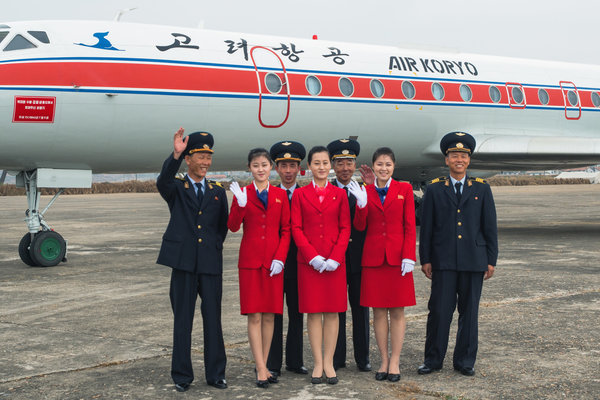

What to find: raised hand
left=229, top=181, right=247, bottom=207
left=173, top=127, right=188, bottom=159
left=359, top=164, right=375, bottom=186
left=347, top=180, right=367, bottom=208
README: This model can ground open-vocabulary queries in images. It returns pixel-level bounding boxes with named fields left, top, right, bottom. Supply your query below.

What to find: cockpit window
left=0, top=31, right=8, bottom=44
left=28, top=31, right=50, bottom=44
left=0, top=24, right=10, bottom=29
left=3, top=34, right=37, bottom=51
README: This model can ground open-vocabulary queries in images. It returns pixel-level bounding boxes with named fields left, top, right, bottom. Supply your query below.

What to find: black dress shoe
left=417, top=364, right=441, bottom=375
left=455, top=366, right=475, bottom=376
left=267, top=374, right=279, bottom=384
left=286, top=365, right=309, bottom=374
left=333, top=363, right=346, bottom=370
left=326, top=376, right=338, bottom=385
left=208, top=379, right=227, bottom=389
left=375, top=371, right=388, bottom=381
left=174, top=382, right=190, bottom=392
left=311, top=376, right=323, bottom=384
left=358, top=363, right=372, bottom=372
left=268, top=369, right=280, bottom=378
left=387, top=373, right=401, bottom=382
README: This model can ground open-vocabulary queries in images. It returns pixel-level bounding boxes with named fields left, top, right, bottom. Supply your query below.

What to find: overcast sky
left=2, top=0, right=598, bottom=65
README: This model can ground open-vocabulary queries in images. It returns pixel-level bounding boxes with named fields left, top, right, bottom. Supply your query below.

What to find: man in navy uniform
left=418, top=132, right=498, bottom=377
left=267, top=140, right=309, bottom=377
left=327, top=139, right=371, bottom=372
left=157, top=128, right=229, bottom=391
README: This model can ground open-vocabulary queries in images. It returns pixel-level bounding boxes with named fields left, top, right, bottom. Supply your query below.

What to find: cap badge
left=284, top=153, right=291, bottom=158
left=282, top=141, right=292, bottom=146
left=203, top=144, right=209, bottom=149
left=340, top=139, right=349, bottom=143
left=342, top=150, right=350, bottom=155
left=200, top=133, right=208, bottom=136
left=456, top=142, right=464, bottom=148
left=456, top=132, right=466, bottom=136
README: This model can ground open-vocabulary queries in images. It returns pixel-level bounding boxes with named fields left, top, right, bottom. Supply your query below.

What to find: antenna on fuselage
left=114, top=7, right=138, bottom=21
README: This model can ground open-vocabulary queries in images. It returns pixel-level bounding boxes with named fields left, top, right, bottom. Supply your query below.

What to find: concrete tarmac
left=1, top=185, right=599, bottom=399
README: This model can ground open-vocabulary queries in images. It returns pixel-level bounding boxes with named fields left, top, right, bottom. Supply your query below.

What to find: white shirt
left=280, top=183, right=297, bottom=199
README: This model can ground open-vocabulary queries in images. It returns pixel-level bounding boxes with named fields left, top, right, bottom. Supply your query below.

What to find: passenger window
left=511, top=87, right=524, bottom=104
left=28, top=31, right=50, bottom=44
left=306, top=75, right=322, bottom=96
left=0, top=31, right=8, bottom=45
left=265, top=73, right=282, bottom=94
left=459, top=84, right=472, bottom=102
left=4, top=34, right=37, bottom=51
left=370, top=79, right=384, bottom=98
left=431, top=82, right=444, bottom=100
left=401, top=81, right=415, bottom=99
left=538, top=89, right=549, bottom=105
left=591, top=92, right=600, bottom=108
left=339, top=77, right=354, bottom=97
left=489, top=86, right=501, bottom=103
left=567, top=90, right=579, bottom=107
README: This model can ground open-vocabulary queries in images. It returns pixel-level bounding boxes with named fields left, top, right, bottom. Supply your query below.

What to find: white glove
left=401, top=259, right=415, bottom=276
left=229, top=181, right=247, bottom=207
left=347, top=180, right=367, bottom=208
left=309, top=255, right=326, bottom=272
left=269, top=260, right=284, bottom=277
left=323, top=259, right=340, bottom=272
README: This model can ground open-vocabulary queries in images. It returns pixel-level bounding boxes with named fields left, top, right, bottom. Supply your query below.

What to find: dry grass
left=0, top=176, right=591, bottom=196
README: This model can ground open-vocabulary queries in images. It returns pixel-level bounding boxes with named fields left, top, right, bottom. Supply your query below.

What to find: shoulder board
left=470, top=177, right=488, bottom=184
left=175, top=176, right=186, bottom=181
left=207, top=180, right=223, bottom=188
left=429, top=176, right=447, bottom=184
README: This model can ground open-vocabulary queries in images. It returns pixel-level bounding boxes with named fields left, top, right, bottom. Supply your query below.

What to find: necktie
left=455, top=182, right=462, bottom=202
left=195, top=182, right=204, bottom=204
left=376, top=187, right=388, bottom=204
left=343, top=186, right=349, bottom=196
left=286, top=189, right=292, bottom=202
left=257, top=189, right=268, bottom=208
left=315, top=186, right=326, bottom=203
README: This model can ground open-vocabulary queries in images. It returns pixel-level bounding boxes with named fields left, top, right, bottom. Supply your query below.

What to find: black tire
left=18, top=233, right=38, bottom=266
left=30, top=231, right=67, bottom=267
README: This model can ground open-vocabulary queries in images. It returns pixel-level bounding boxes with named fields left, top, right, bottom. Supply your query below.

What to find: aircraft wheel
left=18, top=233, right=38, bottom=266
left=30, top=231, right=67, bottom=267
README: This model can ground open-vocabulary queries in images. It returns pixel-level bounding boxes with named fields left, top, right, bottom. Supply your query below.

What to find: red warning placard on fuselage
left=13, top=96, right=56, bottom=123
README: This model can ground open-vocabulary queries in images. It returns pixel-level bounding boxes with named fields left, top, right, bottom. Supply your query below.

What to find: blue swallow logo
left=75, top=32, right=124, bottom=51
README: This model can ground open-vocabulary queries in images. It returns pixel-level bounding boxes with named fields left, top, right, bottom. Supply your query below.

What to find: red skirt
left=298, top=262, right=348, bottom=313
left=238, top=267, right=284, bottom=315
left=360, top=262, right=416, bottom=308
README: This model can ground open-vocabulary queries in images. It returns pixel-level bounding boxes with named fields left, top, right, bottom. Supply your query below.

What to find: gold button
left=198, top=238, right=203, bottom=243
left=458, top=222, right=462, bottom=226
left=383, top=232, right=386, bottom=236
left=457, top=209, right=461, bottom=213
left=349, top=238, right=353, bottom=242
left=197, top=225, right=201, bottom=229
left=198, top=211, right=202, bottom=215
left=458, top=235, right=462, bottom=239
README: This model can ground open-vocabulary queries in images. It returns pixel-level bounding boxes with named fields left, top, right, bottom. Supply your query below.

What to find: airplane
left=1, top=20, right=600, bottom=267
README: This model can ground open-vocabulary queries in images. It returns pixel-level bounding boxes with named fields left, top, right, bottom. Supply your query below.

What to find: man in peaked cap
left=418, top=131, right=498, bottom=377
left=267, top=140, right=310, bottom=377
left=156, top=128, right=229, bottom=391
left=327, top=139, right=372, bottom=372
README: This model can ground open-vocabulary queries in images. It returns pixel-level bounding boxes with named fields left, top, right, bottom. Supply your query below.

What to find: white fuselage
left=1, top=20, right=599, bottom=181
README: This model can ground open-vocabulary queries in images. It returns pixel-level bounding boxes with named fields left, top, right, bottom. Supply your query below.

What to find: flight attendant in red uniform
left=228, top=148, right=291, bottom=388
left=351, top=147, right=417, bottom=382
left=291, top=146, right=351, bottom=385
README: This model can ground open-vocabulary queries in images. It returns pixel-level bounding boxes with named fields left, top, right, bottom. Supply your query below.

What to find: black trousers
left=334, top=271, right=370, bottom=368
left=423, top=270, right=484, bottom=369
left=170, top=269, right=227, bottom=385
left=267, top=277, right=304, bottom=372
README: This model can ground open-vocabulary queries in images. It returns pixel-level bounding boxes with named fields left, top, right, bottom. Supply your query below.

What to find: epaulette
left=207, top=179, right=223, bottom=188
left=175, top=173, right=186, bottom=181
left=469, top=177, right=487, bottom=184
left=429, top=176, right=447, bottom=184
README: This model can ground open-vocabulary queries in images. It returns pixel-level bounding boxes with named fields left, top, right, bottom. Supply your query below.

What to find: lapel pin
left=398, top=195, right=404, bottom=199
left=184, top=182, right=189, bottom=189
left=214, top=196, right=219, bottom=200
left=276, top=198, right=281, bottom=203
left=475, top=196, right=478, bottom=200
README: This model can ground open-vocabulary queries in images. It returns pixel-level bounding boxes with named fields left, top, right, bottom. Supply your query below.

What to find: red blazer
left=228, top=184, right=291, bottom=269
left=291, top=183, right=351, bottom=264
left=354, top=179, right=416, bottom=267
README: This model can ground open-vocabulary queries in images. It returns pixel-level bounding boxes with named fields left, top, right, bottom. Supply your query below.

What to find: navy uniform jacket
left=419, top=176, right=498, bottom=271
left=156, top=154, right=229, bottom=275
left=332, top=180, right=366, bottom=276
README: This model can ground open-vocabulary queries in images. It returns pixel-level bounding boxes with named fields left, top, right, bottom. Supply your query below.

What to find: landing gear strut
left=18, top=170, right=67, bottom=267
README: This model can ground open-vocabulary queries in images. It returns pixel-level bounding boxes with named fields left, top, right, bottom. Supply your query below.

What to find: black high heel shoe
left=325, top=375, right=338, bottom=385
left=375, top=371, right=388, bottom=381
left=255, top=368, right=270, bottom=388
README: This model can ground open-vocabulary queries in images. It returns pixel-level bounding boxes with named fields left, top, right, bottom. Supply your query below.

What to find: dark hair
left=372, top=147, right=396, bottom=164
left=307, top=146, right=330, bottom=164
left=247, top=148, right=272, bottom=166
